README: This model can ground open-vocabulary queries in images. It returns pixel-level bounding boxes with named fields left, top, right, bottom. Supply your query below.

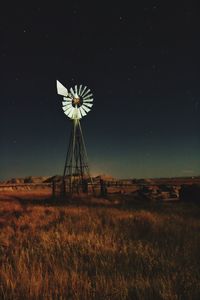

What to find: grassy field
left=0, top=193, right=200, bottom=299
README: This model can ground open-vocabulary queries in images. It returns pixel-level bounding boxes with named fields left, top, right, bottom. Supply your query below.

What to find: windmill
left=56, top=80, right=94, bottom=195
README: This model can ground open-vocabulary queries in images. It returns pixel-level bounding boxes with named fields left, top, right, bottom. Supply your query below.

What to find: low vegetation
left=0, top=194, right=200, bottom=299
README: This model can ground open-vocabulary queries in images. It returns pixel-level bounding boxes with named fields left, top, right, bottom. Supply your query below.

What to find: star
left=186, top=89, right=191, bottom=95
left=161, top=48, right=169, bottom=56
left=149, top=25, right=153, bottom=31
left=194, top=101, right=199, bottom=111
left=137, top=40, right=144, bottom=47
left=152, top=64, right=157, bottom=71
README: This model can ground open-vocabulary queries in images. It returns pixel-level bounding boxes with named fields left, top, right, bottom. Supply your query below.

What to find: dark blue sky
left=0, top=2, right=199, bottom=180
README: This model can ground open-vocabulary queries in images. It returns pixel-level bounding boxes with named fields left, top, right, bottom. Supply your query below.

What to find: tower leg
left=62, top=119, right=94, bottom=198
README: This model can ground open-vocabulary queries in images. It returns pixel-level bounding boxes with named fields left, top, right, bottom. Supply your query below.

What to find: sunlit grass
left=0, top=196, right=200, bottom=299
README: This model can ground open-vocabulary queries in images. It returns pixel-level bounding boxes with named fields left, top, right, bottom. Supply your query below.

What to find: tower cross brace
left=63, top=118, right=93, bottom=195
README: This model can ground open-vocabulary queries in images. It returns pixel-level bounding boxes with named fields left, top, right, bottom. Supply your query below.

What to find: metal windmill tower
left=56, top=80, right=94, bottom=195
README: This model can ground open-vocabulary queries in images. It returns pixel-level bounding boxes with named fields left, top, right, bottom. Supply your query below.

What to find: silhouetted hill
left=24, top=176, right=49, bottom=183
left=43, top=175, right=63, bottom=183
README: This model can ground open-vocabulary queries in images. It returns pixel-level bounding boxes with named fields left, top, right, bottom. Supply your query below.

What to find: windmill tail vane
left=56, top=80, right=94, bottom=196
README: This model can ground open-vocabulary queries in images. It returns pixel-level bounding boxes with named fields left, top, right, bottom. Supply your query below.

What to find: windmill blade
left=64, top=96, right=72, bottom=102
left=62, top=101, right=72, bottom=106
left=63, top=106, right=73, bottom=114
left=80, top=86, right=87, bottom=96
left=67, top=107, right=75, bottom=118
left=62, top=104, right=72, bottom=110
left=62, top=102, right=72, bottom=108
left=62, top=104, right=72, bottom=111
left=82, top=105, right=91, bottom=113
left=74, top=86, right=79, bottom=98
left=83, top=98, right=93, bottom=103
left=70, top=87, right=75, bottom=97
left=83, top=103, right=93, bottom=108
left=78, top=84, right=82, bottom=95
left=62, top=106, right=71, bottom=112
left=82, top=89, right=91, bottom=98
left=83, top=93, right=93, bottom=100
left=63, top=100, right=72, bottom=104
left=56, top=80, right=68, bottom=97
left=76, top=108, right=82, bottom=119
left=66, top=106, right=74, bottom=113
left=82, top=89, right=90, bottom=98
left=79, top=106, right=87, bottom=117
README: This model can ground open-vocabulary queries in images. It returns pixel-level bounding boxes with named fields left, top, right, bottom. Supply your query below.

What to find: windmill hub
left=72, top=97, right=81, bottom=107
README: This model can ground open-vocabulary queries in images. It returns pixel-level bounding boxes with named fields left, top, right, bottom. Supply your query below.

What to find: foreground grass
left=0, top=196, right=200, bottom=299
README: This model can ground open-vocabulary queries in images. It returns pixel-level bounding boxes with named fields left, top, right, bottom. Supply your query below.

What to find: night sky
left=0, top=2, right=199, bottom=180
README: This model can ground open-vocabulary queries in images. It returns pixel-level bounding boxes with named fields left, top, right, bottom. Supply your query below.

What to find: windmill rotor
left=56, top=80, right=93, bottom=120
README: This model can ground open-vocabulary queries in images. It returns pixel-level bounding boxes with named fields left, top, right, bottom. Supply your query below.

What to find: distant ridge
left=0, top=174, right=116, bottom=184
left=1, top=175, right=200, bottom=185
left=2, top=176, right=50, bottom=184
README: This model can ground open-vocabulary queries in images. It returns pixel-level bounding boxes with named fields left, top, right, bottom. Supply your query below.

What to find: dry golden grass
left=0, top=194, right=200, bottom=299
